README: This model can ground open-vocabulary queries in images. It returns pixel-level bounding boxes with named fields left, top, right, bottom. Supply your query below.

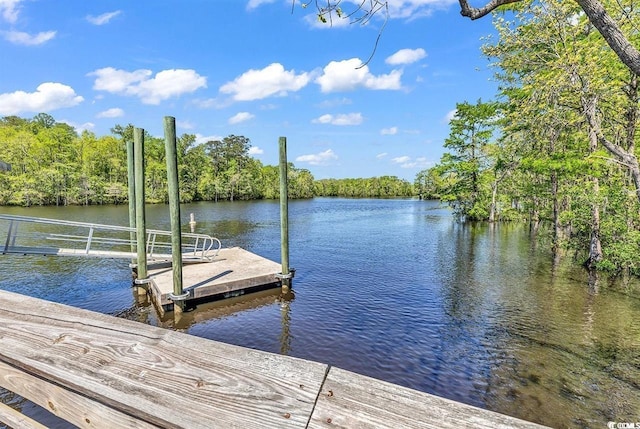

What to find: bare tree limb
left=458, top=0, right=522, bottom=19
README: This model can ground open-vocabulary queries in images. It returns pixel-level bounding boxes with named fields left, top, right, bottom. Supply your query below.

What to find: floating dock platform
left=0, top=290, right=548, bottom=429
left=146, top=247, right=283, bottom=314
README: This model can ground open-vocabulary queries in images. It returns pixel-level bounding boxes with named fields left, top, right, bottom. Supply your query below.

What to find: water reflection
left=2, top=199, right=640, bottom=428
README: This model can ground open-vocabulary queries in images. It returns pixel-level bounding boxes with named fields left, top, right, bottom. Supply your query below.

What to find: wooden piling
left=163, top=116, right=185, bottom=314
left=126, top=140, right=136, bottom=257
left=134, top=128, right=148, bottom=284
left=278, top=137, right=293, bottom=291
left=127, top=139, right=145, bottom=296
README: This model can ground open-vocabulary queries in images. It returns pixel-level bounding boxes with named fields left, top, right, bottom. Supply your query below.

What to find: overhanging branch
left=458, top=0, right=523, bottom=19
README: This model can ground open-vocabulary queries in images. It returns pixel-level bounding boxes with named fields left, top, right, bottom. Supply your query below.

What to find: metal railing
left=0, top=214, right=221, bottom=263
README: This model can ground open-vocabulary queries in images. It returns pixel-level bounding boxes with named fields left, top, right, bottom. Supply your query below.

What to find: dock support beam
left=164, top=116, right=186, bottom=315
left=277, top=136, right=294, bottom=291
left=134, top=128, right=148, bottom=286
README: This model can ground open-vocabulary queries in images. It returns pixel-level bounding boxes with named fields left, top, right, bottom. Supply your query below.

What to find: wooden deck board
left=147, top=247, right=282, bottom=308
left=0, top=290, right=327, bottom=429
left=308, top=367, right=548, bottom=429
left=0, top=290, right=549, bottom=429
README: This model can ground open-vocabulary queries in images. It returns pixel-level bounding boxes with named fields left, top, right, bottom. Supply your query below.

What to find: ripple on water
left=2, top=199, right=640, bottom=428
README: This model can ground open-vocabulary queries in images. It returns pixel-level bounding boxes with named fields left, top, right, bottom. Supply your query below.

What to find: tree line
left=414, top=0, right=640, bottom=277
left=0, top=114, right=413, bottom=206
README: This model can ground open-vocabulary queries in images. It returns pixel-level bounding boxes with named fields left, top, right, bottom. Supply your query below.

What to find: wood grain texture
left=0, top=290, right=327, bottom=428
left=0, top=360, right=159, bottom=429
left=308, top=367, right=549, bottom=429
left=0, top=401, right=48, bottom=429
left=0, top=289, right=549, bottom=429
left=148, top=247, right=281, bottom=306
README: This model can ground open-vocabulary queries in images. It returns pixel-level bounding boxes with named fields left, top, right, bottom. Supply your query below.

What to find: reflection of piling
left=276, top=136, right=294, bottom=291
left=133, top=128, right=149, bottom=287
left=164, top=116, right=186, bottom=315
left=189, top=213, right=196, bottom=233
left=279, top=289, right=294, bottom=355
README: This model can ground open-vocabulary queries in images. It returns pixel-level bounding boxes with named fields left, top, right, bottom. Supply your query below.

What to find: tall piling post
left=277, top=137, right=294, bottom=291
left=127, top=139, right=145, bottom=296
left=164, top=116, right=186, bottom=315
left=126, top=141, right=137, bottom=255
left=133, top=128, right=149, bottom=286
left=126, top=139, right=136, bottom=254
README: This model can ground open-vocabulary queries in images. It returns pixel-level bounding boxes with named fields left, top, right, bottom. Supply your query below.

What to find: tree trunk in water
left=489, top=178, right=498, bottom=223
left=586, top=121, right=603, bottom=270
left=587, top=178, right=603, bottom=270
left=530, top=195, right=540, bottom=234
left=551, top=171, right=560, bottom=252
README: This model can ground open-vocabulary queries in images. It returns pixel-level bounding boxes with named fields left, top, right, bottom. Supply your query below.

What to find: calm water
left=1, top=198, right=640, bottom=428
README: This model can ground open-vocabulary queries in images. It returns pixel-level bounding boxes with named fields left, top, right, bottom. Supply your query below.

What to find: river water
left=1, top=198, right=639, bottom=428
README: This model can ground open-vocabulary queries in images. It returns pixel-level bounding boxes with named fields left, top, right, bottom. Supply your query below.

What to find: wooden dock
left=0, top=290, right=548, bottom=429
left=146, top=247, right=283, bottom=314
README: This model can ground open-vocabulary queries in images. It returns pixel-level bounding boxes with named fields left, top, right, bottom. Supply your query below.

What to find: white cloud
left=4, top=30, right=56, bottom=45
left=220, top=63, right=310, bottom=101
left=302, top=1, right=454, bottom=25
left=392, top=156, right=411, bottom=164
left=0, top=0, right=21, bottom=23
left=385, top=48, right=427, bottom=65
left=296, top=149, right=338, bottom=166
left=383, top=0, right=457, bottom=19
left=316, top=97, right=352, bottom=108
left=249, top=146, right=264, bottom=155
left=315, top=58, right=402, bottom=92
left=228, top=111, right=255, bottom=124
left=444, top=109, right=457, bottom=123
left=96, top=107, right=124, bottom=118
left=195, top=133, right=223, bottom=144
left=246, top=0, right=276, bottom=10
left=381, top=126, right=398, bottom=135
left=392, top=155, right=432, bottom=169
left=0, top=82, right=83, bottom=115
left=61, top=120, right=95, bottom=134
left=376, top=152, right=388, bottom=159
left=192, top=97, right=229, bottom=109
left=312, top=113, right=363, bottom=126
left=86, top=10, right=122, bottom=25
left=177, top=120, right=194, bottom=129
left=89, top=67, right=207, bottom=104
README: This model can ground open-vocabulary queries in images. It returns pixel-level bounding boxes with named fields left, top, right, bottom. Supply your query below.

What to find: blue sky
left=0, top=0, right=498, bottom=181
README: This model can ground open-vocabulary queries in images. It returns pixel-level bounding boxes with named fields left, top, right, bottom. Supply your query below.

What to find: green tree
left=437, top=99, right=498, bottom=220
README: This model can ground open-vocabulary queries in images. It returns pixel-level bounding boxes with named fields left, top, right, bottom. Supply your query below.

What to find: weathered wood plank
left=309, top=367, right=548, bottom=429
left=0, top=401, right=47, bottom=429
left=0, top=360, right=159, bottom=429
left=0, top=290, right=327, bottom=429
left=148, top=247, right=281, bottom=307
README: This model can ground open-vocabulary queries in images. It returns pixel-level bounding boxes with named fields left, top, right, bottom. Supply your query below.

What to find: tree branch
left=458, top=0, right=522, bottom=20
left=575, top=0, right=640, bottom=76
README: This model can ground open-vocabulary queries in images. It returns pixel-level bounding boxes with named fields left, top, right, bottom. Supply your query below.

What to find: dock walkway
left=147, top=247, right=282, bottom=312
left=0, top=290, right=548, bottom=428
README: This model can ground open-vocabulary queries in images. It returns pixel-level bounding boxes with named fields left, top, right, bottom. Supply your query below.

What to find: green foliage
left=414, top=0, right=640, bottom=276
left=0, top=114, right=414, bottom=207
left=314, top=176, right=414, bottom=198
